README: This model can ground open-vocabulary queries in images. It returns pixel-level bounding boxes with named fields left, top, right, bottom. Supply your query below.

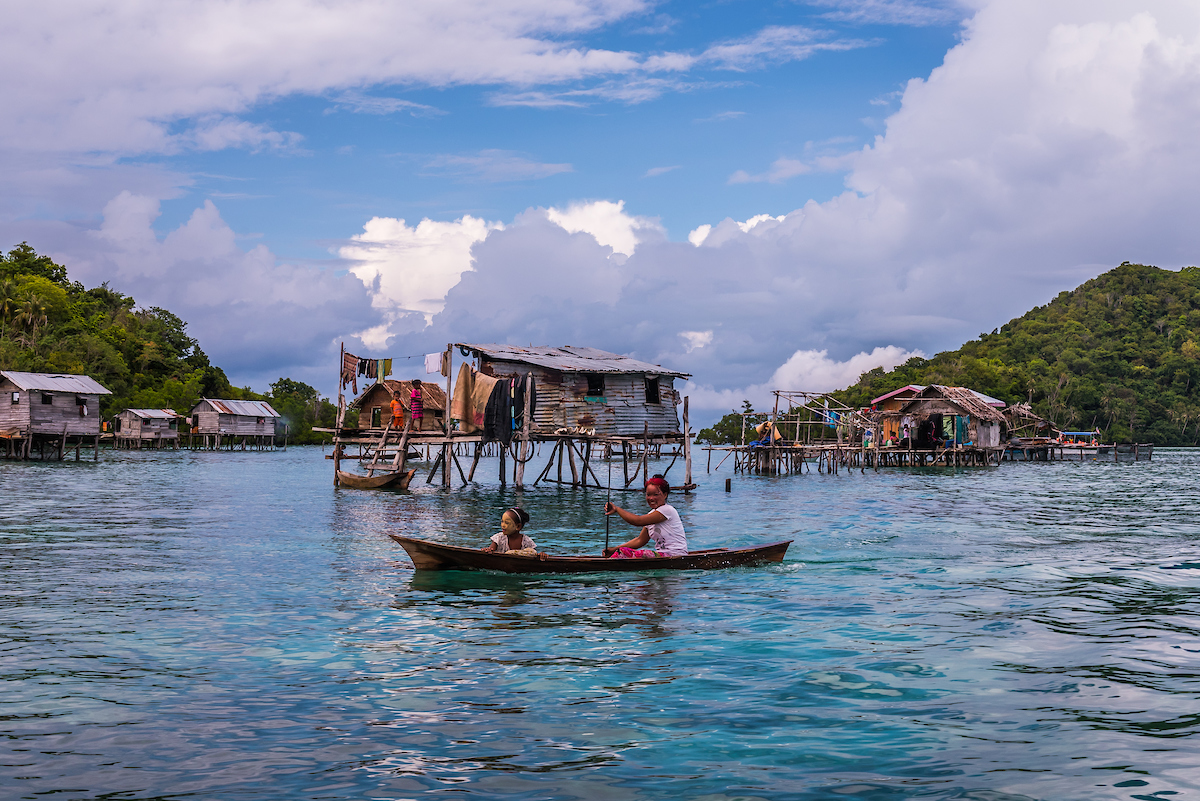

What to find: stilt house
left=872, top=384, right=1005, bottom=442
left=892, top=385, right=1006, bottom=448
left=455, top=344, right=690, bottom=437
left=114, top=408, right=181, bottom=448
left=189, top=398, right=281, bottom=437
left=348, top=380, right=446, bottom=432
left=0, top=371, right=111, bottom=437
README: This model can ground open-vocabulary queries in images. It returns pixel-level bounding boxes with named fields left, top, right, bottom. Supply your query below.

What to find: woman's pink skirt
left=609, top=547, right=660, bottom=559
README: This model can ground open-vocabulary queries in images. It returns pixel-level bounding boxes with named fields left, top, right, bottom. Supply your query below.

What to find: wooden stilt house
left=0, top=371, right=112, bottom=460
left=348, top=380, right=447, bottom=433
left=114, top=408, right=182, bottom=449
left=188, top=398, right=281, bottom=449
left=891, top=385, right=1006, bottom=448
left=454, top=344, right=690, bottom=437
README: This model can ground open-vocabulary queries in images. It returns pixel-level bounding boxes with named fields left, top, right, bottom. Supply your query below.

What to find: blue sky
left=3, top=1, right=1200, bottom=423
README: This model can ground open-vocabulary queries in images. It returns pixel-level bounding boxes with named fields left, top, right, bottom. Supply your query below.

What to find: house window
left=169, top=420, right=177, bottom=430
left=10, top=392, right=18, bottom=404
left=41, top=393, right=53, bottom=405
left=585, top=374, right=605, bottom=400
left=192, top=415, right=200, bottom=428
left=256, top=417, right=265, bottom=425
left=645, top=377, right=661, bottom=404
left=371, top=407, right=382, bottom=428
left=76, top=396, right=88, bottom=417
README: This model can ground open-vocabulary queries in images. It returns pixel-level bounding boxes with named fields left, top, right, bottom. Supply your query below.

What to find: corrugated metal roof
left=898, top=385, right=1007, bottom=423
left=0, top=371, right=112, bottom=395
left=457, top=344, right=690, bottom=378
left=196, top=398, right=281, bottom=418
left=124, top=408, right=181, bottom=419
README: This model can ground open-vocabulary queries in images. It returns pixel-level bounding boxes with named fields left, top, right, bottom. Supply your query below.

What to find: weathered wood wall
left=0, top=383, right=103, bottom=436
left=116, top=411, right=179, bottom=440
left=191, top=404, right=276, bottom=436
left=482, top=360, right=682, bottom=437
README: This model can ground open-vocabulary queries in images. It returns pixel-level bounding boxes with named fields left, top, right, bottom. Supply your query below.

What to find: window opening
left=41, top=393, right=53, bottom=405
left=371, top=407, right=381, bottom=428
left=585, top=374, right=605, bottom=399
left=645, top=377, right=661, bottom=404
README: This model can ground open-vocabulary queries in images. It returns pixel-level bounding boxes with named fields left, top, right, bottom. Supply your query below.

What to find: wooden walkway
left=704, top=442, right=1004, bottom=475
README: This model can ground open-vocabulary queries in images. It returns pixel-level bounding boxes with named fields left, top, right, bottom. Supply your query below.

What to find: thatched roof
left=348, top=380, right=446, bottom=411
left=897, top=385, right=1007, bottom=423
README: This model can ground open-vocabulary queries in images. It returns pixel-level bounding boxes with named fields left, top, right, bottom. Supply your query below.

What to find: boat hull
left=336, top=468, right=416, bottom=490
left=389, top=534, right=792, bottom=574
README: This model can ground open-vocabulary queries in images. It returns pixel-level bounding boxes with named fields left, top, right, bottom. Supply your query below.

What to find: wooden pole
left=641, top=422, right=649, bottom=484
left=391, top=418, right=414, bottom=473
left=516, top=372, right=531, bottom=488
left=468, top=441, right=482, bottom=482
left=566, top=438, right=579, bottom=485
left=682, top=396, right=693, bottom=491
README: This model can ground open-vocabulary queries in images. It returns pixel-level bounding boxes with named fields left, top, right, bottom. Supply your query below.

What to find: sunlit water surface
left=2, top=446, right=1199, bottom=800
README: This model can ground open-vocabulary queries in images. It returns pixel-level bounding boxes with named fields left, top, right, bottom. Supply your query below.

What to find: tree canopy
left=0, top=243, right=336, bottom=444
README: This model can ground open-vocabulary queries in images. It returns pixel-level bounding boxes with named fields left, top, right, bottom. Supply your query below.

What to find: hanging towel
left=425, top=352, right=441, bottom=374
left=341, top=353, right=360, bottom=394
left=483, top=377, right=511, bottom=445
left=382, top=358, right=392, bottom=378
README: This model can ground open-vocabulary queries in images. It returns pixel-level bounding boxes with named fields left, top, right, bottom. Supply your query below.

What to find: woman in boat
left=603, top=475, right=688, bottom=558
left=482, top=506, right=541, bottom=557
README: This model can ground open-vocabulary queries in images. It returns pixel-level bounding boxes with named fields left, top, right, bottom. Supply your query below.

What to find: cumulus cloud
left=545, top=200, right=663, bottom=256
left=339, top=214, right=504, bottom=330
left=70, top=191, right=379, bottom=389
left=365, top=0, right=1200, bottom=425
left=682, top=346, right=923, bottom=412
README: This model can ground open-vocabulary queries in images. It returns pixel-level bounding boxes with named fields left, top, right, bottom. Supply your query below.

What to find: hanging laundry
left=452, top=364, right=500, bottom=435
left=425, top=352, right=441, bottom=374
left=341, top=352, right=360, bottom=395
left=382, top=359, right=392, bottom=378
left=483, top=377, right=512, bottom=445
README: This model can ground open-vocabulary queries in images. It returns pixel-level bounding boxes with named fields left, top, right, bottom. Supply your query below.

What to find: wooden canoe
left=388, top=534, right=792, bottom=574
left=336, top=468, right=416, bottom=490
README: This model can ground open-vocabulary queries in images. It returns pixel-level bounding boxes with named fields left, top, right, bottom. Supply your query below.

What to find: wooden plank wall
left=0, top=379, right=31, bottom=430
left=26, top=391, right=102, bottom=436
left=484, top=362, right=682, bottom=437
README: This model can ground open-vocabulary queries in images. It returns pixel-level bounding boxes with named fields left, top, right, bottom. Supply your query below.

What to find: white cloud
left=680, top=330, right=714, bottom=352
left=546, top=199, right=662, bottom=256
left=806, top=0, right=969, bottom=27
left=769, top=347, right=924, bottom=392
left=65, top=191, right=378, bottom=389
left=729, top=157, right=812, bottom=184
left=339, top=215, right=504, bottom=325
left=644, top=165, right=681, bottom=178
left=372, top=0, right=1200, bottom=428
left=329, top=92, right=444, bottom=116
left=422, top=150, right=573, bottom=183
left=700, top=26, right=874, bottom=71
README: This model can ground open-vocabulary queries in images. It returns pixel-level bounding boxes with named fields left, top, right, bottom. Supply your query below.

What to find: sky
left=4, top=0, right=1200, bottom=425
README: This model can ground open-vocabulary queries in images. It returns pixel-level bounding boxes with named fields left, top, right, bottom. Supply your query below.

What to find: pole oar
left=605, top=452, right=612, bottom=553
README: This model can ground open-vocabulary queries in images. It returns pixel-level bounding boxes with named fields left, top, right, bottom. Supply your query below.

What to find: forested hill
left=832, top=262, right=1200, bottom=446
left=0, top=243, right=335, bottom=442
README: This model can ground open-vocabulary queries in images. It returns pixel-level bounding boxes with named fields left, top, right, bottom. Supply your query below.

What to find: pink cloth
left=609, top=547, right=660, bottom=559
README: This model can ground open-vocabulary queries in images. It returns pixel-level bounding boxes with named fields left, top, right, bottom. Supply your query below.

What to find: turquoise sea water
left=2, top=446, right=1199, bottom=800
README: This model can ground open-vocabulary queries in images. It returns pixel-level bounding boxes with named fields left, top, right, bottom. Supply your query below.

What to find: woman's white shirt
left=647, top=504, right=687, bottom=556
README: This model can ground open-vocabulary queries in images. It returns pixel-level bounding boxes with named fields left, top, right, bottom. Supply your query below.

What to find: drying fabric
left=383, top=359, right=392, bottom=377
left=483, top=377, right=512, bottom=445
left=453, top=365, right=500, bottom=435
left=341, top=353, right=360, bottom=394
left=425, top=353, right=441, bottom=374
left=509, top=372, right=537, bottom=433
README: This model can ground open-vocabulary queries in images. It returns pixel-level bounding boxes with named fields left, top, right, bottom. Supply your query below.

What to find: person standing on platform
left=390, top=388, right=406, bottom=429
left=410, top=379, right=423, bottom=428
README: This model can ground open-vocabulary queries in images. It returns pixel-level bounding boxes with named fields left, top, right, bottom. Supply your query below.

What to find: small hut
left=893, top=385, right=1006, bottom=448
left=348, top=379, right=447, bottom=433
left=0, top=371, right=112, bottom=460
left=188, top=398, right=281, bottom=449
left=455, top=344, right=690, bottom=437
left=114, top=408, right=182, bottom=449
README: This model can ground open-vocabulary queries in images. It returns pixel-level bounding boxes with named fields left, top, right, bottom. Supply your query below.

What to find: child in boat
left=482, top=507, right=543, bottom=558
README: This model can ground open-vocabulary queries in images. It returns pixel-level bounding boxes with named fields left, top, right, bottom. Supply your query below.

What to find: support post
left=682, top=396, right=693, bottom=491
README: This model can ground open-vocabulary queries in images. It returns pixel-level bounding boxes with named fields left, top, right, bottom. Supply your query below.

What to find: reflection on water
left=2, top=448, right=1199, bottom=799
